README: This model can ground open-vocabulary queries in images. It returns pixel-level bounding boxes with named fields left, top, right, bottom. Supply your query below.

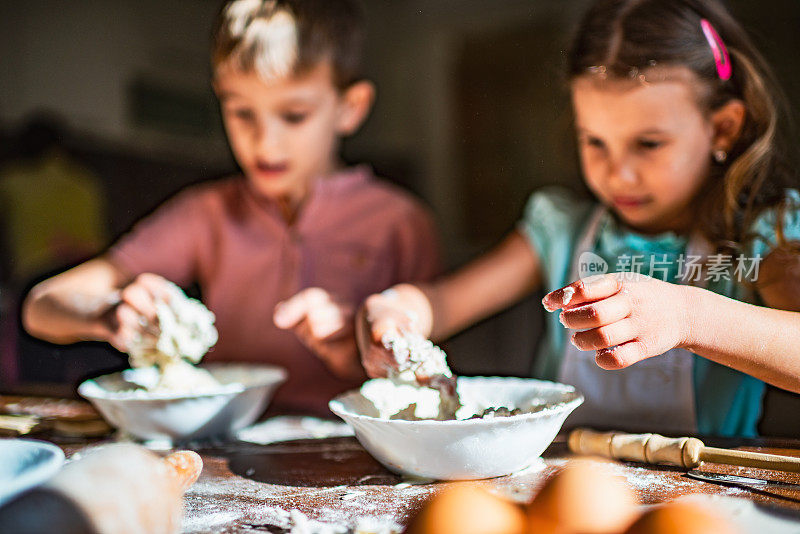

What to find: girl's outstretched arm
left=687, top=246, right=800, bottom=392
left=544, top=248, right=800, bottom=393
left=426, top=230, right=543, bottom=340
left=358, top=230, right=542, bottom=377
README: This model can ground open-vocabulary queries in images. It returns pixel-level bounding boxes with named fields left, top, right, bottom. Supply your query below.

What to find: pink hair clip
left=701, top=19, right=732, bottom=81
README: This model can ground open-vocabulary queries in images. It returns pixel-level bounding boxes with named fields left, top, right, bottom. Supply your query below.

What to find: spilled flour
left=183, top=455, right=434, bottom=534
left=253, top=509, right=402, bottom=534
left=184, top=417, right=441, bottom=533
left=237, top=416, right=355, bottom=445
left=607, top=462, right=746, bottom=499
left=183, top=451, right=549, bottom=533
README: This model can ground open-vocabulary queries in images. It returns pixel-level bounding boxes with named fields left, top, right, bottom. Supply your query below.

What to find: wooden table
left=54, top=431, right=800, bottom=533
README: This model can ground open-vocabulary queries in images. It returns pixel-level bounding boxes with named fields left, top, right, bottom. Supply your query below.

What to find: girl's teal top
left=518, top=187, right=800, bottom=437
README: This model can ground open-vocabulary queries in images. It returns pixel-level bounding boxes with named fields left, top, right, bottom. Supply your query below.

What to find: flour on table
left=288, top=510, right=403, bottom=534
left=228, top=508, right=402, bottom=534
left=607, top=463, right=746, bottom=498
left=183, top=451, right=427, bottom=534
left=237, top=416, right=354, bottom=445
left=263, top=509, right=402, bottom=534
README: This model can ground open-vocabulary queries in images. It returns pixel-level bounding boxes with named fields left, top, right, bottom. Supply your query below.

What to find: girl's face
left=572, top=74, right=716, bottom=234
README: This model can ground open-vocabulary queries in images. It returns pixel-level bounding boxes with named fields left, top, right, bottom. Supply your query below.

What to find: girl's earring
left=713, top=149, right=728, bottom=163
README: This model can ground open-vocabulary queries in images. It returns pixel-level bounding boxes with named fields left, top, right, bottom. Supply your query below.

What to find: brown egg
left=526, top=514, right=569, bottom=534
left=623, top=501, right=738, bottom=534
left=527, top=459, right=637, bottom=534
left=406, top=483, right=527, bottom=534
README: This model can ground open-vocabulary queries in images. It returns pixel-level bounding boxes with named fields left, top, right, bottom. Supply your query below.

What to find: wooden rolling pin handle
left=700, top=446, right=800, bottom=473
left=568, top=428, right=704, bottom=468
left=568, top=428, right=616, bottom=458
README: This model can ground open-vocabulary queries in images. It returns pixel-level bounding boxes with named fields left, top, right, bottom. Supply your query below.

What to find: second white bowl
left=79, top=363, right=287, bottom=442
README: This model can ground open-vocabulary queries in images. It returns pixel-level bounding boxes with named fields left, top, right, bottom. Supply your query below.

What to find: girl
left=354, top=0, right=800, bottom=437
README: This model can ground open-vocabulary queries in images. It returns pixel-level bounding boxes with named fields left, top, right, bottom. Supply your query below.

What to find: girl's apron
left=558, top=207, right=702, bottom=434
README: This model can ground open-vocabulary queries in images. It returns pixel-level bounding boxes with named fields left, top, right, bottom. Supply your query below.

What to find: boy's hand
left=101, top=273, right=172, bottom=353
left=542, top=273, right=692, bottom=369
left=356, top=284, right=433, bottom=379
left=274, top=288, right=365, bottom=381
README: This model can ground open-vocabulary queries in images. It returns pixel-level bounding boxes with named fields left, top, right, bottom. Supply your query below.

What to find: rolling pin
left=0, top=443, right=202, bottom=534
left=568, top=428, right=800, bottom=473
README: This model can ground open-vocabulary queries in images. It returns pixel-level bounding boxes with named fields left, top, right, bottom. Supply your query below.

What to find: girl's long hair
left=568, top=0, right=798, bottom=254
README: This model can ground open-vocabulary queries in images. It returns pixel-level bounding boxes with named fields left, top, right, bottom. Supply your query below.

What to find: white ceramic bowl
left=329, top=376, right=583, bottom=480
left=78, top=363, right=287, bottom=442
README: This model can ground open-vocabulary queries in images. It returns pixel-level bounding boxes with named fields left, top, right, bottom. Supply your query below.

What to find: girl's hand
left=101, top=273, right=172, bottom=353
left=541, top=273, right=692, bottom=369
left=356, top=284, right=433, bottom=379
left=274, top=288, right=365, bottom=381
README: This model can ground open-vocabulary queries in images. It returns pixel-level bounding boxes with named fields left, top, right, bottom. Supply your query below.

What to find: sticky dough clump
left=381, top=330, right=452, bottom=382
left=128, top=282, right=220, bottom=393
left=361, top=332, right=537, bottom=421
left=357, top=331, right=458, bottom=420
left=360, top=378, right=451, bottom=420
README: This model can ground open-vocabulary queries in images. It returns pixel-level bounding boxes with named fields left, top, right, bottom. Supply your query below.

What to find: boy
left=22, top=0, right=440, bottom=415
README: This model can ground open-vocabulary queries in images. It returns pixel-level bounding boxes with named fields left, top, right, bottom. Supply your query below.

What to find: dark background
left=0, top=0, right=798, bottom=436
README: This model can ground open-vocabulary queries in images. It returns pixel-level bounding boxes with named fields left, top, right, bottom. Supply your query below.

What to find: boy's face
left=214, top=61, right=365, bottom=205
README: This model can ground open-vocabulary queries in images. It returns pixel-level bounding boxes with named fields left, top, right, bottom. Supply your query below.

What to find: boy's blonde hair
left=212, top=0, right=365, bottom=89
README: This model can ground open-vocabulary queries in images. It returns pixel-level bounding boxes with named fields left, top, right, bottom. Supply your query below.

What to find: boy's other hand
left=274, top=288, right=365, bottom=381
